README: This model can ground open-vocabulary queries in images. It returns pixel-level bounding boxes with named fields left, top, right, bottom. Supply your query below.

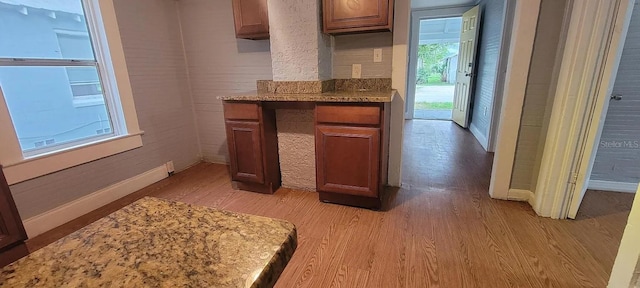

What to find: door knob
left=465, top=73, right=474, bottom=77
left=610, top=94, right=623, bottom=101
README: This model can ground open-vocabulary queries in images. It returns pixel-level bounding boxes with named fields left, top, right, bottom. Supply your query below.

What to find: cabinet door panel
left=226, top=121, right=265, bottom=184
left=0, top=167, right=26, bottom=250
left=232, top=0, right=270, bottom=39
left=323, top=0, right=393, bottom=33
left=316, top=125, right=380, bottom=197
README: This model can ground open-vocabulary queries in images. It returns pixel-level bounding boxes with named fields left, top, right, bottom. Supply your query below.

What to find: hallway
left=402, top=119, right=492, bottom=189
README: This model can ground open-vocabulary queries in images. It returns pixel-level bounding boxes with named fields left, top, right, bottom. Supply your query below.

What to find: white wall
left=178, top=0, right=273, bottom=164
left=469, top=0, right=505, bottom=148
left=9, top=0, right=201, bottom=219
left=333, top=32, right=393, bottom=79
left=510, top=0, right=567, bottom=191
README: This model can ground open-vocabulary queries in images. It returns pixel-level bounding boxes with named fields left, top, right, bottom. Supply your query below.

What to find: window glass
left=0, top=0, right=95, bottom=60
left=0, top=0, right=115, bottom=154
left=0, top=67, right=113, bottom=152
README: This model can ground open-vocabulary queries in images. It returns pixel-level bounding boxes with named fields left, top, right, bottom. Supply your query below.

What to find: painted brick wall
left=268, top=0, right=331, bottom=81
left=469, top=0, right=505, bottom=143
left=590, top=1, right=640, bottom=185
left=9, top=0, right=201, bottom=219
left=276, top=110, right=316, bottom=190
left=178, top=0, right=273, bottom=163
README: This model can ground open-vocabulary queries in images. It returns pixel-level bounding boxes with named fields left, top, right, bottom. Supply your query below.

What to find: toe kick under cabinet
left=223, top=101, right=391, bottom=209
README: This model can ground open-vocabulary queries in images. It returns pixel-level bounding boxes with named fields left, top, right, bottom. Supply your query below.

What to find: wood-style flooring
left=27, top=120, right=634, bottom=287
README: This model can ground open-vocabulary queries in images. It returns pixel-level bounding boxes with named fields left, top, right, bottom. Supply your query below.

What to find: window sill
left=3, top=132, right=144, bottom=185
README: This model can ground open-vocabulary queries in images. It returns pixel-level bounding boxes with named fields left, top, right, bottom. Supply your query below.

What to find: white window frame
left=0, top=0, right=143, bottom=185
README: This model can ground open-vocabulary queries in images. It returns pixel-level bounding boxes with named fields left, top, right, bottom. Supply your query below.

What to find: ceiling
left=411, top=0, right=477, bottom=9
left=419, top=17, right=462, bottom=45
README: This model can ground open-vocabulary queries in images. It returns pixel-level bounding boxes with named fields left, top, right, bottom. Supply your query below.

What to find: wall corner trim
left=22, top=165, right=169, bottom=238
left=588, top=180, right=638, bottom=194
left=508, top=188, right=535, bottom=207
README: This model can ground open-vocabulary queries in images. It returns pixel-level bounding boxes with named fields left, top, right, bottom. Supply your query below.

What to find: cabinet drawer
left=224, top=102, right=259, bottom=120
left=316, top=104, right=381, bottom=125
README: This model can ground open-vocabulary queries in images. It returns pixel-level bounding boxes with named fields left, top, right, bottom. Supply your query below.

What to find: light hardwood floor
left=28, top=120, right=634, bottom=287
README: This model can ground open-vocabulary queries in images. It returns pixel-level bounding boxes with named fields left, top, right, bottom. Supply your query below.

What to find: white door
left=452, top=6, right=481, bottom=128
left=567, top=1, right=639, bottom=219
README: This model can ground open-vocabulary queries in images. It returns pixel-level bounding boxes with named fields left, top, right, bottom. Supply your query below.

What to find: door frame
left=405, top=6, right=474, bottom=120
left=531, top=0, right=635, bottom=218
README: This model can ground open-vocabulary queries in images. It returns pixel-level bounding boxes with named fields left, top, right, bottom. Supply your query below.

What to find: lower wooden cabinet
left=223, top=102, right=280, bottom=194
left=222, top=101, right=390, bottom=209
left=226, top=120, right=265, bottom=184
left=315, top=103, right=390, bottom=209
left=315, top=125, right=380, bottom=198
left=0, top=166, right=28, bottom=267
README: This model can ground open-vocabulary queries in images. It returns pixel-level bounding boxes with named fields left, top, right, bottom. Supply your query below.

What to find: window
left=0, top=0, right=143, bottom=184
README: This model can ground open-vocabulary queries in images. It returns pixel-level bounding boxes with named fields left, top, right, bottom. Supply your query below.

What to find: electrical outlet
left=484, top=106, right=488, bottom=116
left=374, top=48, right=383, bottom=63
left=352, top=64, right=362, bottom=78
left=166, top=161, right=175, bottom=175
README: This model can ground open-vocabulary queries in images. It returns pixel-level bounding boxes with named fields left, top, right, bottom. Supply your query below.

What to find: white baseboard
left=588, top=180, right=638, bottom=193
left=508, top=189, right=535, bottom=207
left=22, top=165, right=169, bottom=238
left=469, top=123, right=489, bottom=151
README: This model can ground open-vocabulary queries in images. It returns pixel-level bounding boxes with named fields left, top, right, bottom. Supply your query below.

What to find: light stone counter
left=0, top=197, right=297, bottom=288
left=218, top=89, right=397, bottom=103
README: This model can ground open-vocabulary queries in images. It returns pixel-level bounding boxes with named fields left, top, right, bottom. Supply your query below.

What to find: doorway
left=567, top=0, right=639, bottom=218
left=412, top=17, right=461, bottom=120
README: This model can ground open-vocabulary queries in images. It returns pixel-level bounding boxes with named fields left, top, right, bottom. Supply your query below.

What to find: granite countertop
left=218, top=89, right=397, bottom=103
left=0, top=197, right=297, bottom=288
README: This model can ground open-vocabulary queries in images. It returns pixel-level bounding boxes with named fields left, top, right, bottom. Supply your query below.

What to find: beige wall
left=333, top=32, right=393, bottom=79
left=178, top=0, right=273, bottom=163
left=9, top=0, right=201, bottom=219
left=510, top=0, right=568, bottom=191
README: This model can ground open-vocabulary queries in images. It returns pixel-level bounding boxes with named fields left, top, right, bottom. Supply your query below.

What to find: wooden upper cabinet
left=322, top=0, right=394, bottom=34
left=232, top=0, right=270, bottom=40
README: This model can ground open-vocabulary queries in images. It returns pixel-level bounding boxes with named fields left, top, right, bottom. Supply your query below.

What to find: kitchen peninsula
left=220, top=80, right=396, bottom=210
left=0, top=197, right=297, bottom=287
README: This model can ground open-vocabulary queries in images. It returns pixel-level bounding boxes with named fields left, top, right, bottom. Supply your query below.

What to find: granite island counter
left=0, top=197, right=297, bottom=288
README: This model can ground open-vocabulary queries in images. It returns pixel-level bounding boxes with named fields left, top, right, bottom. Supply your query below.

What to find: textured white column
left=276, top=110, right=316, bottom=190
left=268, top=0, right=332, bottom=81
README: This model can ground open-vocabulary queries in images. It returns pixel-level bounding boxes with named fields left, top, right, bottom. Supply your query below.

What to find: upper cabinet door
left=232, top=0, right=270, bottom=40
left=323, top=0, right=394, bottom=34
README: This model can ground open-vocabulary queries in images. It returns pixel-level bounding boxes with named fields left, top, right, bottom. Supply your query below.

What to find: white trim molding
left=488, top=0, right=541, bottom=200
left=389, top=0, right=411, bottom=187
left=508, top=189, right=535, bottom=207
left=588, top=180, right=638, bottom=194
left=533, top=0, right=633, bottom=219
left=22, top=165, right=168, bottom=238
